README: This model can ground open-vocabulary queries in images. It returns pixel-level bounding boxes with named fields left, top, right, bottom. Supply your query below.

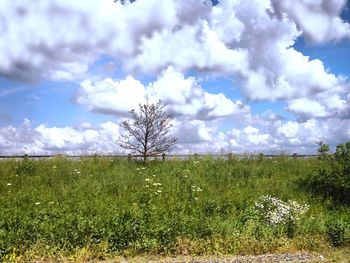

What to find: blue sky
left=0, top=0, right=350, bottom=154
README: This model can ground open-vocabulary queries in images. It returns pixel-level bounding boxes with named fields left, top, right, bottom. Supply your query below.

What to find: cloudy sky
left=0, top=0, right=350, bottom=155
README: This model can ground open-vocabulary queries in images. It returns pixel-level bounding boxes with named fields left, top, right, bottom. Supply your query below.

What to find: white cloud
left=0, top=119, right=121, bottom=155
left=286, top=98, right=329, bottom=119
left=75, top=66, right=251, bottom=120
left=173, top=119, right=214, bottom=144
left=75, top=76, right=145, bottom=116
left=0, top=0, right=349, bottom=155
left=1, top=117, right=350, bottom=155
left=1, top=0, right=347, bottom=105
left=286, top=93, right=350, bottom=120
left=127, top=21, right=249, bottom=75
left=225, top=126, right=275, bottom=152
left=0, top=0, right=210, bottom=81
left=270, top=0, right=350, bottom=43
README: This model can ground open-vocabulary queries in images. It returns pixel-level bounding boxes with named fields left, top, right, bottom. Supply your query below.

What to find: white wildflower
left=254, top=195, right=309, bottom=226
left=35, top=202, right=41, bottom=205
left=7, top=183, right=12, bottom=186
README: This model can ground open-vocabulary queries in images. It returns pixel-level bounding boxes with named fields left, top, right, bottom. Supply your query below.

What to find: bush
left=326, top=218, right=348, bottom=247
left=303, top=141, right=350, bottom=204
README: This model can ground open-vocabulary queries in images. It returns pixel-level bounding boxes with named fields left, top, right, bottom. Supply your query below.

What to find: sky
left=0, top=0, right=350, bottom=155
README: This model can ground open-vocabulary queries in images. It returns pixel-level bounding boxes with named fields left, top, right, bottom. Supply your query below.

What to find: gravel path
left=136, top=253, right=323, bottom=263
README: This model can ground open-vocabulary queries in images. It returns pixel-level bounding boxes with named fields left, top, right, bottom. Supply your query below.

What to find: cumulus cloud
left=75, top=76, right=145, bottom=117
left=0, top=119, right=121, bottom=155
left=0, top=0, right=210, bottom=81
left=270, top=0, right=350, bottom=43
left=127, top=0, right=348, bottom=102
left=74, top=66, right=251, bottom=120
left=1, top=0, right=348, bottom=103
left=286, top=95, right=349, bottom=120
left=1, top=117, right=350, bottom=155
left=1, top=0, right=350, bottom=154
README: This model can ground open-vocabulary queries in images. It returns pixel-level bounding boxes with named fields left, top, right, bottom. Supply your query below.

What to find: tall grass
left=0, top=156, right=349, bottom=261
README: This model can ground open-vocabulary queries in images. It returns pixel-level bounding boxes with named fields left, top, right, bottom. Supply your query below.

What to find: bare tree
left=117, top=100, right=177, bottom=163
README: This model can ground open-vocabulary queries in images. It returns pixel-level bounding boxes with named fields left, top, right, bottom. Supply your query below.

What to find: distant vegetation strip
left=0, top=153, right=317, bottom=159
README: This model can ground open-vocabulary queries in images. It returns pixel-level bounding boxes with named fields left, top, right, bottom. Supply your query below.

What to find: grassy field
left=0, top=155, right=349, bottom=262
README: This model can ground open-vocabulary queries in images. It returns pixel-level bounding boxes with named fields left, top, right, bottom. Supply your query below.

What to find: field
left=0, top=155, right=349, bottom=262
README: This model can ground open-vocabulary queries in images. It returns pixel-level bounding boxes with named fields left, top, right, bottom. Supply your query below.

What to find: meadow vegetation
left=0, top=147, right=349, bottom=261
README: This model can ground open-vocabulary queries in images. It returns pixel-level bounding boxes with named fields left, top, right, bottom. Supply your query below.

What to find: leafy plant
left=326, top=218, right=347, bottom=247
left=254, top=195, right=308, bottom=226
left=304, top=141, right=350, bottom=203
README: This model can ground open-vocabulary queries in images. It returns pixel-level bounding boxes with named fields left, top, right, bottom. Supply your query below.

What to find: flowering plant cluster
left=254, top=195, right=309, bottom=226
left=144, top=176, right=162, bottom=195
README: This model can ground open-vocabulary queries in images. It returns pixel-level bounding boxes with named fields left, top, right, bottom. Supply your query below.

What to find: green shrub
left=326, top=219, right=347, bottom=247
left=302, top=141, right=350, bottom=204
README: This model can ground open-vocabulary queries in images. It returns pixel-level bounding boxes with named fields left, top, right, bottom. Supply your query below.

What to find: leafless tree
left=117, top=100, right=177, bottom=163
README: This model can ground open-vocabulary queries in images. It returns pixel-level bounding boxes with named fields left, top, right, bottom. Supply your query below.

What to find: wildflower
left=157, top=190, right=162, bottom=193
left=194, top=197, right=198, bottom=201
left=145, top=178, right=150, bottom=182
left=52, top=165, right=57, bottom=169
left=254, top=195, right=309, bottom=226
left=76, top=171, right=81, bottom=174
left=152, top=174, right=156, bottom=177
left=136, top=168, right=141, bottom=171
left=196, top=187, right=202, bottom=192
left=49, top=201, right=54, bottom=205
left=145, top=185, right=149, bottom=188
left=7, top=183, right=12, bottom=186
left=35, top=202, right=41, bottom=205
left=141, top=167, right=146, bottom=170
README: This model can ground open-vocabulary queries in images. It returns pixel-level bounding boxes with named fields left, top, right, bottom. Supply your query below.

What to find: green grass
left=0, top=156, right=349, bottom=262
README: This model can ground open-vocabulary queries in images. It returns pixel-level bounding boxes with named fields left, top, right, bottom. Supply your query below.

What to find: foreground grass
left=0, top=156, right=349, bottom=262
